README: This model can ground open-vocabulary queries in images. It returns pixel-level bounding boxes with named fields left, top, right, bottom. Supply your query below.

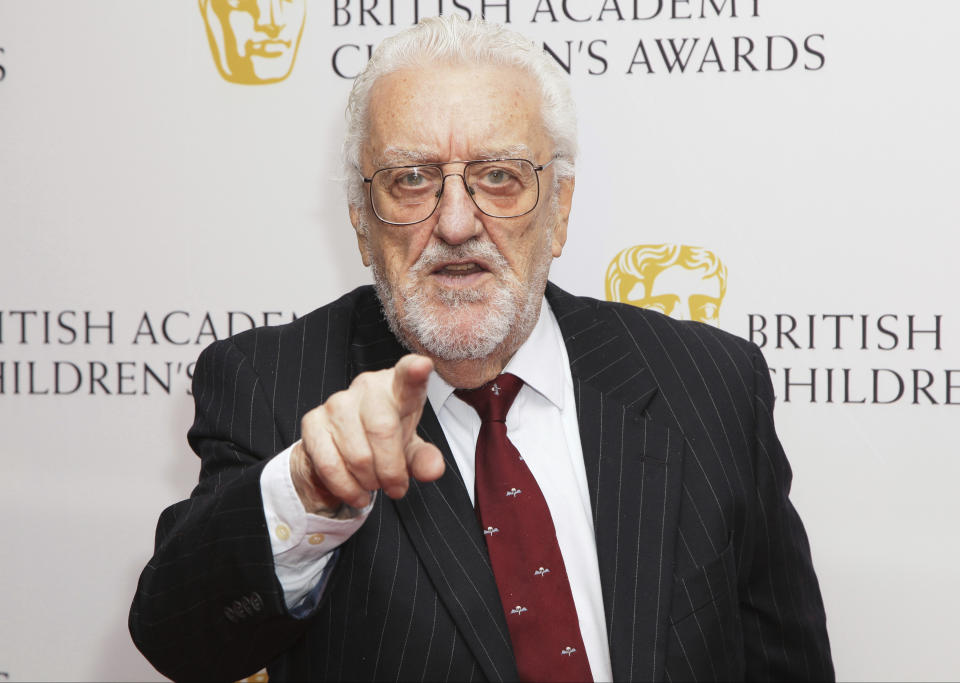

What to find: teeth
left=444, top=263, right=475, bottom=271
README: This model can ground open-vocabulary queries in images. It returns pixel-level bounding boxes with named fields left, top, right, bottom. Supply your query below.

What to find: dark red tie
left=456, top=374, right=593, bottom=683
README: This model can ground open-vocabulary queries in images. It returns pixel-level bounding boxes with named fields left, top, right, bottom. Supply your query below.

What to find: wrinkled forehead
left=362, top=62, right=550, bottom=167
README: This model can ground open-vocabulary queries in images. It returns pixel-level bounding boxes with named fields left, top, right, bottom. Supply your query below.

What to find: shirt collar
left=426, top=297, right=566, bottom=412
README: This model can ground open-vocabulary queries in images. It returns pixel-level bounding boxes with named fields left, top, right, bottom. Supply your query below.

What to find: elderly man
left=130, top=15, right=832, bottom=683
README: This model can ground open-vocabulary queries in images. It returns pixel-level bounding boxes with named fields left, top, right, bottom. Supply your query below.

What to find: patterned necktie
left=455, top=373, right=593, bottom=683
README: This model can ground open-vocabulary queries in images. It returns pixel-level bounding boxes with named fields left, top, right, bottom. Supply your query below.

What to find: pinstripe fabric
left=554, top=289, right=833, bottom=681
left=130, top=284, right=832, bottom=682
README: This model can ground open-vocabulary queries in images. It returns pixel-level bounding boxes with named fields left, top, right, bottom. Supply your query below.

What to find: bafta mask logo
left=199, top=0, right=306, bottom=85
left=605, top=244, right=728, bottom=326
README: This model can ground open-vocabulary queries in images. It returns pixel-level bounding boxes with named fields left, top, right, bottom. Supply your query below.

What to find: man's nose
left=433, top=174, right=484, bottom=245
left=254, top=0, right=285, bottom=33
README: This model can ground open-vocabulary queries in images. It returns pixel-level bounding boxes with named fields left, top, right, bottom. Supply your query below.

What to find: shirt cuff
left=260, top=441, right=374, bottom=610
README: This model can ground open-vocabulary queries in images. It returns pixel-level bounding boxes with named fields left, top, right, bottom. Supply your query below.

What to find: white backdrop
left=1, top=1, right=958, bottom=680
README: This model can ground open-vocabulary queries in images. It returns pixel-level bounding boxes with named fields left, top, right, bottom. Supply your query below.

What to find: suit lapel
left=548, top=284, right=686, bottom=682
left=349, top=292, right=517, bottom=682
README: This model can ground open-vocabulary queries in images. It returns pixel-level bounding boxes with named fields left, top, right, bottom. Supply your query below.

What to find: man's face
left=352, top=63, right=574, bottom=362
left=627, top=265, right=722, bottom=326
left=202, top=0, right=306, bottom=84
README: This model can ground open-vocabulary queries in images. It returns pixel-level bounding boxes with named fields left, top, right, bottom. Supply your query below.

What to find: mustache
left=410, top=239, right=509, bottom=275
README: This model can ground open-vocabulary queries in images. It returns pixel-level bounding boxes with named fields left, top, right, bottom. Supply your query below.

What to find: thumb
left=406, top=437, right=446, bottom=483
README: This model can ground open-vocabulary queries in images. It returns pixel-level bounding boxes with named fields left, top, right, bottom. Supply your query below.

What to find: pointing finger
left=392, top=354, right=433, bottom=418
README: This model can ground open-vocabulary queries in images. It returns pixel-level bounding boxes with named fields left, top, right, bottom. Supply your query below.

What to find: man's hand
left=290, top=354, right=445, bottom=516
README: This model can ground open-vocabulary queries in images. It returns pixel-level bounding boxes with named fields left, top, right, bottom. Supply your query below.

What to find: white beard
left=369, top=232, right=553, bottom=362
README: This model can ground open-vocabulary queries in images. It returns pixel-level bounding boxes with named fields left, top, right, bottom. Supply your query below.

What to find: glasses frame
left=360, top=157, right=557, bottom=226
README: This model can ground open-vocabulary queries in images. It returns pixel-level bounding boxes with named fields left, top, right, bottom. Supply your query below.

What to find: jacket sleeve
left=129, top=338, right=312, bottom=682
left=740, top=346, right=835, bottom=681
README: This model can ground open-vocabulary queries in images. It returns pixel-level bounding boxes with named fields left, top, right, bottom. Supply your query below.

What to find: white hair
left=343, top=14, right=577, bottom=210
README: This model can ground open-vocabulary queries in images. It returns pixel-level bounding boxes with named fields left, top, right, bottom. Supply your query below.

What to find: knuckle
left=314, top=456, right=342, bottom=480
left=299, top=434, right=322, bottom=462
left=300, top=419, right=333, bottom=454
left=348, top=450, right=374, bottom=472
left=365, top=414, right=400, bottom=440
left=300, top=406, right=323, bottom=433
left=377, top=459, right=408, bottom=485
left=324, top=391, right=350, bottom=414
left=350, top=369, right=383, bottom=391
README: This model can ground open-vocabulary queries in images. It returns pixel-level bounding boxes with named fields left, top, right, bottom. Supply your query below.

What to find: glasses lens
left=368, top=159, right=542, bottom=225
left=370, top=165, right=444, bottom=225
left=464, top=159, right=539, bottom=218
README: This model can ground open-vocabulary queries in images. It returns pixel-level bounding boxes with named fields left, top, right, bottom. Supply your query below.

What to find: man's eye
left=397, top=171, right=426, bottom=187
left=484, top=169, right=512, bottom=184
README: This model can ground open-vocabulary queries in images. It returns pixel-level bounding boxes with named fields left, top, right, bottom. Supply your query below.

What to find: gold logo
left=604, top=244, right=728, bottom=326
left=199, top=0, right=306, bottom=85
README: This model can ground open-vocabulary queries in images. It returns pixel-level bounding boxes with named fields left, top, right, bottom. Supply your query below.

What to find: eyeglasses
left=361, top=157, right=556, bottom=226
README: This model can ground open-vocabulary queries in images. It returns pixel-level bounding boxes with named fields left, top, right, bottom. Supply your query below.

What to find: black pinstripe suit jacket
left=130, top=283, right=833, bottom=682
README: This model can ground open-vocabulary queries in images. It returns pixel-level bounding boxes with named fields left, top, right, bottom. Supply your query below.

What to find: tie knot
left=455, top=373, right=523, bottom=423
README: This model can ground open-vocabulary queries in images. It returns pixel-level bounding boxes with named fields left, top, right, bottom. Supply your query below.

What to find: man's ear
left=350, top=204, right=371, bottom=267
left=552, top=177, right=574, bottom=258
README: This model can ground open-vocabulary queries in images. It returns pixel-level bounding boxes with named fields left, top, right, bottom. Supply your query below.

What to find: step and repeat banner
left=1, top=1, right=958, bottom=680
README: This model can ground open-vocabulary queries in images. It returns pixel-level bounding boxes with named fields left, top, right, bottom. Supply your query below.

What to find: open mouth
left=431, top=260, right=491, bottom=278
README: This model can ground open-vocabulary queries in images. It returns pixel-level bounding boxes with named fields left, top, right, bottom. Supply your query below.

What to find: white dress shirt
left=260, top=298, right=613, bottom=680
